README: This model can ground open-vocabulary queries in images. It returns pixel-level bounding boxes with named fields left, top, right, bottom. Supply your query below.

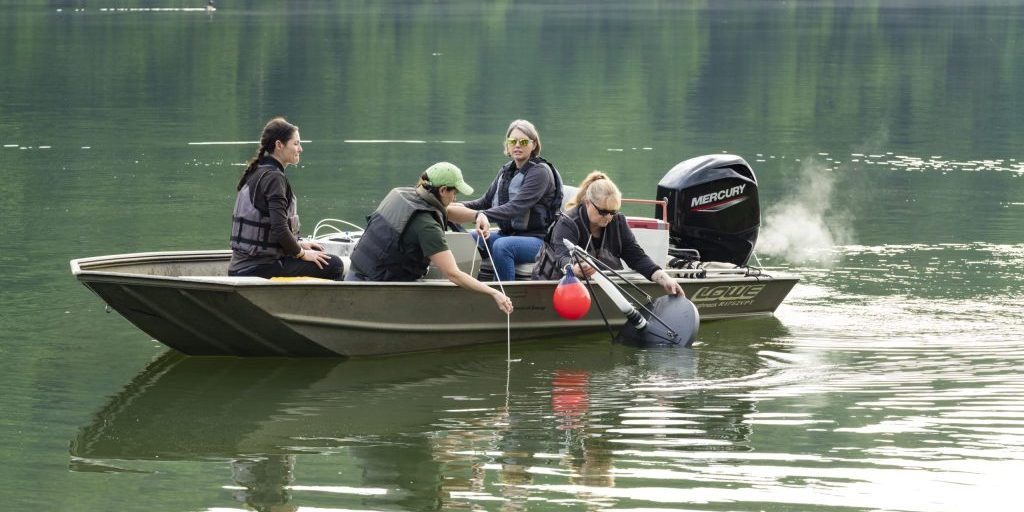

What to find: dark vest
left=349, top=187, right=446, bottom=281
left=230, top=161, right=298, bottom=259
left=492, top=157, right=563, bottom=236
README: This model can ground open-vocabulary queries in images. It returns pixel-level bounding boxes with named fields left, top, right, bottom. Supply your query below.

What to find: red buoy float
left=553, top=267, right=591, bottom=320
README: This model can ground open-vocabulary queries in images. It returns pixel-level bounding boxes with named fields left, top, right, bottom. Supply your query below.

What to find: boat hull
left=72, top=250, right=798, bottom=357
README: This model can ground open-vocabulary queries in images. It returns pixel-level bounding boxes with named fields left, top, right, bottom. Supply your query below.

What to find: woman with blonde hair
left=531, top=171, right=684, bottom=296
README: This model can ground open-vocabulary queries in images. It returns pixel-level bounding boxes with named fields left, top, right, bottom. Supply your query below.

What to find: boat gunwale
left=71, top=250, right=800, bottom=288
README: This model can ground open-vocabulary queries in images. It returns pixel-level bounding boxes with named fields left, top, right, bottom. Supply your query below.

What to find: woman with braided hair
left=227, top=117, right=343, bottom=280
left=531, top=171, right=684, bottom=297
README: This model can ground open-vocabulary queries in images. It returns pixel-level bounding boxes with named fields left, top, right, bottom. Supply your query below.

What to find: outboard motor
left=656, top=154, right=759, bottom=266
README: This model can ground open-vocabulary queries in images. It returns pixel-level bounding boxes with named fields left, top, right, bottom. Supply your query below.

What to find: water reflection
left=229, top=456, right=296, bottom=512
left=74, top=316, right=1015, bottom=512
left=69, top=323, right=788, bottom=510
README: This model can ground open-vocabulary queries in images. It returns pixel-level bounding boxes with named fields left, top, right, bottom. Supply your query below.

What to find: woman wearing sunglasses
left=447, top=119, right=562, bottom=281
left=531, top=172, right=685, bottom=297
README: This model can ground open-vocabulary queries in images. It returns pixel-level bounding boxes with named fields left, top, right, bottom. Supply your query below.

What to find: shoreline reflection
left=71, top=319, right=789, bottom=510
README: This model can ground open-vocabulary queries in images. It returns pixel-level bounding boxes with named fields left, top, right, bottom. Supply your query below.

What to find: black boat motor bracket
left=561, top=239, right=699, bottom=347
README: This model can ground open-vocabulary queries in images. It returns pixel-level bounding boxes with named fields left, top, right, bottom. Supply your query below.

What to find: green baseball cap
left=425, top=161, right=474, bottom=195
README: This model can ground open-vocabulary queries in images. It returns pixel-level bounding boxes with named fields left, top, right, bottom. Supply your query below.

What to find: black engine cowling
left=656, top=154, right=759, bottom=266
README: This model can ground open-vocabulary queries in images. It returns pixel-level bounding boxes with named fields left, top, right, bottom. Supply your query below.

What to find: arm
left=613, top=217, right=684, bottom=296
left=449, top=170, right=499, bottom=235
left=262, top=173, right=303, bottom=257
left=477, top=164, right=553, bottom=223
left=615, top=215, right=661, bottom=280
left=264, top=173, right=331, bottom=268
left=429, top=250, right=513, bottom=314
left=447, top=204, right=492, bottom=238
left=446, top=203, right=479, bottom=223
left=459, top=171, right=500, bottom=211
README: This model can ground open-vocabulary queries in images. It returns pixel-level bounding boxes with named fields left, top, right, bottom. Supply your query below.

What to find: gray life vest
left=349, top=187, right=446, bottom=281
left=229, top=164, right=299, bottom=259
left=491, top=157, right=563, bottom=235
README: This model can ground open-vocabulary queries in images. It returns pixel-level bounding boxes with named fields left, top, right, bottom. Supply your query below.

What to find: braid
left=237, top=147, right=267, bottom=191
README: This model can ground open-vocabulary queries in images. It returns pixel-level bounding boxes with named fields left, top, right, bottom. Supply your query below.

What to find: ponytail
left=237, top=147, right=268, bottom=190
left=567, top=171, right=617, bottom=209
left=417, top=172, right=444, bottom=201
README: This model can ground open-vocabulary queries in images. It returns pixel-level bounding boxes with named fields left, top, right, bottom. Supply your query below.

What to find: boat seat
left=472, top=259, right=535, bottom=281
left=423, top=232, right=483, bottom=279
left=515, top=262, right=536, bottom=280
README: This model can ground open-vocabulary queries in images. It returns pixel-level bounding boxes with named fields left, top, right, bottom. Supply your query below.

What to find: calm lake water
left=2, top=1, right=1023, bottom=510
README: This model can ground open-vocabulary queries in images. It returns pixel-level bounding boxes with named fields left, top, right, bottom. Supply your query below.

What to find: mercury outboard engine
left=656, top=154, right=759, bottom=266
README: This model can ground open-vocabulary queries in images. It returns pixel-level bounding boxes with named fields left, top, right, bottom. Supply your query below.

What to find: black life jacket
left=349, top=187, right=446, bottom=281
left=492, top=157, right=565, bottom=235
left=230, top=161, right=298, bottom=259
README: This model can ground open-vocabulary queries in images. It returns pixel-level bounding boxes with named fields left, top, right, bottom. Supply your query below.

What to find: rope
left=475, top=234, right=513, bottom=362
left=470, top=234, right=514, bottom=412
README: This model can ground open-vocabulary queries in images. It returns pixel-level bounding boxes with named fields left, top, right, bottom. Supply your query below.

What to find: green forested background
left=3, top=1, right=1020, bottom=250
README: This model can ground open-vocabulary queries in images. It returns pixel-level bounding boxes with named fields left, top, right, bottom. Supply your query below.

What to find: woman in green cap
left=348, top=162, right=514, bottom=315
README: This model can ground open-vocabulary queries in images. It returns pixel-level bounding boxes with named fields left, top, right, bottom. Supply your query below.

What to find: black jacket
left=532, top=204, right=660, bottom=281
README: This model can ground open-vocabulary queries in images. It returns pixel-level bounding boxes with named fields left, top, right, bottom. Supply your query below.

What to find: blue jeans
left=475, top=232, right=543, bottom=281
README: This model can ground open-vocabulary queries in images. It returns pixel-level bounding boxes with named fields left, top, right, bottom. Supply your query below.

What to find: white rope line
left=475, top=233, right=512, bottom=362
left=468, top=233, right=480, bottom=279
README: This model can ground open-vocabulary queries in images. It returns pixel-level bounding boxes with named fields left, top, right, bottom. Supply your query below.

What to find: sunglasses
left=506, top=137, right=532, bottom=147
left=591, top=202, right=619, bottom=216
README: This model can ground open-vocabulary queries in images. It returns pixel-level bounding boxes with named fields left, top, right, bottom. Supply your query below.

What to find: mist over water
left=757, top=159, right=850, bottom=266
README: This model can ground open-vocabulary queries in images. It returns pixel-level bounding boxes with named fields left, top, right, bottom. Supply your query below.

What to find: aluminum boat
left=70, top=154, right=798, bottom=357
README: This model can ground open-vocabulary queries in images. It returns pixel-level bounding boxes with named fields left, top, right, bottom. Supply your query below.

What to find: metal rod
left=562, top=240, right=679, bottom=337
left=569, top=251, right=616, bottom=343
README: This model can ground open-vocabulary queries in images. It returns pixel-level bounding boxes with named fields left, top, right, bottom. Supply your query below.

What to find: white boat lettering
left=691, top=284, right=765, bottom=303
left=690, top=184, right=746, bottom=208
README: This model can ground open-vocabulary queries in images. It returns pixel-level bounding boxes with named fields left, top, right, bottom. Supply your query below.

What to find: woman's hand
left=300, top=240, right=324, bottom=251
left=475, top=212, right=491, bottom=239
left=492, top=291, right=514, bottom=315
left=298, top=248, right=331, bottom=269
left=430, top=249, right=513, bottom=315
left=652, top=269, right=685, bottom=296
left=570, top=262, right=596, bottom=278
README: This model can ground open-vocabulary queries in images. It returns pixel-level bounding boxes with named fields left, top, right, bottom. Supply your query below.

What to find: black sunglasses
left=590, top=201, right=618, bottom=217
